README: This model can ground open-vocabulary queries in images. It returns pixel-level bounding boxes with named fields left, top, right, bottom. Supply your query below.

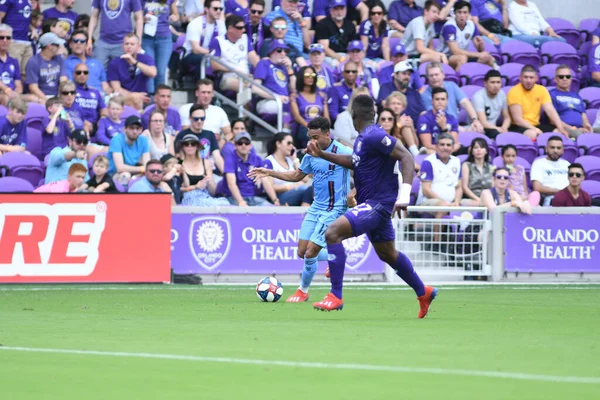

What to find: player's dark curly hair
left=307, top=117, right=331, bottom=133
left=351, top=95, right=375, bottom=121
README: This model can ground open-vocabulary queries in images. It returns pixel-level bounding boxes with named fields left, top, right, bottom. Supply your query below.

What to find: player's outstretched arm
left=248, top=167, right=307, bottom=183
left=306, top=141, right=354, bottom=170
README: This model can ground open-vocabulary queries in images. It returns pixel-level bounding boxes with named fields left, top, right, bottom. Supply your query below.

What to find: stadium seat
left=574, top=156, right=600, bottom=182
left=501, top=42, right=540, bottom=68
left=467, top=41, right=502, bottom=65
left=0, top=176, right=35, bottom=193
left=495, top=132, right=538, bottom=163
left=25, top=127, right=43, bottom=161
left=459, top=63, right=491, bottom=86
left=585, top=108, right=598, bottom=125
left=579, top=41, right=594, bottom=67
left=459, top=85, right=481, bottom=100
left=0, top=152, right=44, bottom=187
left=579, top=87, right=600, bottom=108
left=577, top=133, right=600, bottom=157
left=498, top=63, right=524, bottom=86
left=24, top=103, right=48, bottom=132
left=540, top=42, right=580, bottom=72
left=581, top=180, right=600, bottom=199
left=546, top=18, right=581, bottom=48
left=536, top=132, right=578, bottom=162
left=492, top=155, right=531, bottom=172
left=579, top=18, right=600, bottom=42
left=122, top=105, right=142, bottom=120
left=457, top=154, right=468, bottom=163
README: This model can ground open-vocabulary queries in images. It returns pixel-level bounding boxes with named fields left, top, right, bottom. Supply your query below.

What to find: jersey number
left=350, top=203, right=372, bottom=216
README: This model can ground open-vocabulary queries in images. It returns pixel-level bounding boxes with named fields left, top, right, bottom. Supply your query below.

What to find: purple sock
left=392, top=252, right=425, bottom=297
left=327, top=243, right=346, bottom=299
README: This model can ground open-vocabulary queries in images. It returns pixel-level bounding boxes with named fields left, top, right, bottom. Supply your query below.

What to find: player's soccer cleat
left=313, top=293, right=343, bottom=311
left=285, top=289, right=309, bottom=303
left=324, top=266, right=330, bottom=278
left=417, top=286, right=438, bottom=318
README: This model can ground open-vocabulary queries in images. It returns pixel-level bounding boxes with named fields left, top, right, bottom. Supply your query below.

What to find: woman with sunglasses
left=359, top=2, right=390, bottom=65
left=378, top=108, right=421, bottom=173
left=290, top=66, right=329, bottom=150
left=142, top=110, right=175, bottom=160
left=461, top=138, right=495, bottom=206
left=262, top=132, right=312, bottom=206
left=500, top=144, right=541, bottom=206
left=383, top=91, right=420, bottom=156
left=339, top=40, right=378, bottom=94
left=58, top=80, right=86, bottom=132
left=480, top=167, right=531, bottom=214
left=141, top=0, right=179, bottom=95
left=180, top=133, right=229, bottom=206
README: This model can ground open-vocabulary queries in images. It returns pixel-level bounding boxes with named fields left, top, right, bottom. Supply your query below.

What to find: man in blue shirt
left=45, top=129, right=90, bottom=184
left=107, top=115, right=150, bottom=185
left=264, top=0, right=307, bottom=58
left=63, top=30, right=111, bottom=95
left=418, top=87, right=460, bottom=153
left=549, top=64, right=593, bottom=138
left=249, top=117, right=351, bottom=303
left=129, top=159, right=168, bottom=193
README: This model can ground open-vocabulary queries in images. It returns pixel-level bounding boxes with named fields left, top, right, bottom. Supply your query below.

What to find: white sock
left=409, top=145, right=419, bottom=157
left=299, top=286, right=308, bottom=293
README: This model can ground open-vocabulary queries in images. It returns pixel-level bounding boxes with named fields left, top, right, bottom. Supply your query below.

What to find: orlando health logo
left=189, top=216, right=231, bottom=270
left=342, top=234, right=373, bottom=270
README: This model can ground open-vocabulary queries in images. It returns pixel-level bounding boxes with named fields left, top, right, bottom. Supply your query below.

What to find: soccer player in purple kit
left=307, top=94, right=438, bottom=318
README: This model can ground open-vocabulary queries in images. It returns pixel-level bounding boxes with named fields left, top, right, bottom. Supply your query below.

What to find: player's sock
left=317, top=248, right=328, bottom=261
left=300, top=256, right=318, bottom=292
left=327, top=243, right=347, bottom=299
left=392, top=251, right=425, bottom=297
left=409, top=145, right=419, bottom=157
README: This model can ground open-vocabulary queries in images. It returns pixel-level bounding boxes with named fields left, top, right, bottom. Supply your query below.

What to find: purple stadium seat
left=536, top=132, right=578, bottom=163
left=418, top=62, right=460, bottom=86
left=501, top=85, right=513, bottom=95
left=24, top=103, right=48, bottom=131
left=498, top=63, right=524, bottom=86
left=0, top=176, right=35, bottom=192
left=0, top=151, right=44, bottom=187
left=492, top=155, right=531, bottom=171
left=495, top=132, right=538, bottom=163
left=581, top=180, right=600, bottom=199
left=579, top=41, right=594, bottom=67
left=546, top=18, right=580, bottom=48
left=414, top=154, right=428, bottom=167
left=25, top=127, right=43, bottom=161
left=457, top=154, right=468, bottom=163
left=574, top=156, right=600, bottom=182
left=460, top=85, right=481, bottom=100
left=467, top=41, right=502, bottom=65
left=0, top=105, right=7, bottom=117
left=586, top=108, right=598, bottom=125
left=410, top=177, right=420, bottom=205
left=122, top=105, right=142, bottom=120
left=459, top=63, right=492, bottom=86
left=577, top=133, right=600, bottom=157
left=500, top=41, right=540, bottom=68
left=377, top=60, right=393, bottom=75
left=540, top=42, right=580, bottom=73
left=539, top=64, right=580, bottom=91
left=579, top=87, right=600, bottom=109
left=580, top=18, right=600, bottom=41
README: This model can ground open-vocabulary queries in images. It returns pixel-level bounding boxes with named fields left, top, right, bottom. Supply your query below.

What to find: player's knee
left=297, top=248, right=306, bottom=259
left=325, top=228, right=342, bottom=244
left=378, top=251, right=397, bottom=265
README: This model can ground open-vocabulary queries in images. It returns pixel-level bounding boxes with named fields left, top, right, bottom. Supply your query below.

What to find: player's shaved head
left=351, top=94, right=376, bottom=121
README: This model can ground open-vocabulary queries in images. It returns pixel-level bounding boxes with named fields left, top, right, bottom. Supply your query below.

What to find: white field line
left=0, top=346, right=598, bottom=384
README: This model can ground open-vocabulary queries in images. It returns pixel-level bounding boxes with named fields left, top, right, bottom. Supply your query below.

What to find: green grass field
left=1, top=284, right=599, bottom=399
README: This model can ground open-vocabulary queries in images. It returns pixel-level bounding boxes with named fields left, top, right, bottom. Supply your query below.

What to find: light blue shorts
left=299, top=206, right=346, bottom=248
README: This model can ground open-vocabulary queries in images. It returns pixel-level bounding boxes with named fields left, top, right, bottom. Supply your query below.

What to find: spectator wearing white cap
left=25, top=32, right=67, bottom=101
left=401, top=0, right=449, bottom=65
left=377, top=43, right=423, bottom=91
left=314, top=0, right=357, bottom=67
left=378, top=60, right=425, bottom=125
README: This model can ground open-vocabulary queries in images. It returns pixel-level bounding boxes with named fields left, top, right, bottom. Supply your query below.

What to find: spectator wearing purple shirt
left=470, top=0, right=512, bottom=46
left=549, top=65, right=593, bottom=138
left=25, top=33, right=66, bottom=101
left=388, top=0, right=423, bottom=35
left=337, top=41, right=378, bottom=95
left=223, top=131, right=279, bottom=206
left=589, top=43, right=600, bottom=88
left=307, top=43, right=336, bottom=95
left=141, top=0, right=179, bottom=95
left=141, top=84, right=181, bottom=136
left=87, top=0, right=143, bottom=70
left=95, top=96, right=125, bottom=146
left=359, top=2, right=390, bottom=63
left=0, top=0, right=32, bottom=77
left=107, top=33, right=157, bottom=111
left=418, top=87, right=460, bottom=154
left=0, top=96, right=27, bottom=153
left=73, top=63, right=107, bottom=126
left=43, top=0, right=78, bottom=38
left=327, top=60, right=358, bottom=121
left=246, top=0, right=270, bottom=54
left=0, top=24, right=26, bottom=107
left=225, top=0, right=249, bottom=22
left=42, top=97, right=72, bottom=158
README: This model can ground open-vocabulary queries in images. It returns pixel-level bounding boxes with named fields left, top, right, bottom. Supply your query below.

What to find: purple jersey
left=470, top=0, right=503, bottom=23
left=359, top=20, right=389, bottom=59
left=417, top=110, right=459, bottom=144
left=589, top=44, right=600, bottom=75
left=24, top=53, right=64, bottom=97
left=0, top=55, right=21, bottom=89
left=352, top=124, right=398, bottom=210
left=549, top=88, right=585, bottom=127
left=141, top=105, right=182, bottom=136
left=142, top=0, right=173, bottom=37
left=253, top=59, right=289, bottom=96
left=64, top=102, right=85, bottom=130
left=0, top=0, right=32, bottom=42
left=388, top=0, right=423, bottom=29
left=296, top=92, right=326, bottom=122
left=0, top=115, right=25, bottom=146
left=247, top=19, right=268, bottom=52
left=107, top=53, right=155, bottom=93
left=95, top=117, right=124, bottom=145
left=222, top=151, right=265, bottom=197
left=42, top=7, right=78, bottom=37
left=327, top=82, right=354, bottom=121
left=92, top=0, right=143, bottom=44
left=225, top=0, right=249, bottom=21
left=75, top=84, right=106, bottom=124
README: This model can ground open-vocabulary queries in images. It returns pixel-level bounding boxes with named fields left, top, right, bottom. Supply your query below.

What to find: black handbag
left=480, top=18, right=512, bottom=37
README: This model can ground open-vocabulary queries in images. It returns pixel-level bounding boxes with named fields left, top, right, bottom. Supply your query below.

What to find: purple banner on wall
left=171, top=213, right=385, bottom=275
left=504, top=213, right=600, bottom=273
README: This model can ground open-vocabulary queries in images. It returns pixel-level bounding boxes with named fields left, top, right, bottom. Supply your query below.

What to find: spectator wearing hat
left=73, top=62, right=107, bottom=128
left=313, top=0, right=367, bottom=24
left=0, top=0, right=33, bottom=77
left=0, top=96, right=28, bottom=154
left=35, top=163, right=88, bottom=193
left=338, top=40, right=378, bottom=96
left=549, top=65, right=593, bottom=138
left=552, top=163, right=592, bottom=207
left=388, top=0, right=424, bottom=37
left=472, top=70, right=511, bottom=139
left=175, top=104, right=225, bottom=177
left=264, top=0, right=309, bottom=57
left=223, top=131, right=279, bottom=206
left=253, top=39, right=294, bottom=129
left=25, top=32, right=66, bottom=101
left=378, top=60, right=424, bottom=124
left=45, top=128, right=90, bottom=184
left=359, top=1, right=390, bottom=65
left=401, top=1, right=448, bottom=65
left=377, top=43, right=423, bottom=91
left=315, top=0, right=357, bottom=67
left=327, top=61, right=358, bottom=122
left=107, top=115, right=150, bottom=185
left=307, top=43, right=336, bottom=95
left=129, top=159, right=172, bottom=194
left=259, top=16, right=306, bottom=68
left=63, top=30, right=110, bottom=95
left=209, top=15, right=259, bottom=93
left=107, top=33, right=157, bottom=112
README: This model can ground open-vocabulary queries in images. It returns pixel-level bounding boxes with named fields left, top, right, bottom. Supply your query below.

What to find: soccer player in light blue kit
left=307, top=95, right=438, bottom=317
left=248, top=117, right=351, bottom=303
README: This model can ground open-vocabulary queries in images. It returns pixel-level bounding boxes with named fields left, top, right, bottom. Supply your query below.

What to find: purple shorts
left=344, top=201, right=395, bottom=243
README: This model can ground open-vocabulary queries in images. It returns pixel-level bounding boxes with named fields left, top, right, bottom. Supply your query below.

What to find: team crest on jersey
left=420, top=123, right=427, bottom=132
left=274, top=69, right=287, bottom=87
left=105, top=0, right=124, bottom=20
left=316, top=76, right=326, bottom=89
left=485, top=2, right=498, bottom=13
left=452, top=167, right=458, bottom=173
left=307, top=106, right=320, bottom=118
left=239, top=44, right=245, bottom=51
left=449, top=34, right=456, bottom=40
left=356, top=141, right=362, bottom=152
left=381, top=136, right=391, bottom=147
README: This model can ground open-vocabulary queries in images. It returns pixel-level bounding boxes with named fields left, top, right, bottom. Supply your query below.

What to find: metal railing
left=200, top=54, right=283, bottom=133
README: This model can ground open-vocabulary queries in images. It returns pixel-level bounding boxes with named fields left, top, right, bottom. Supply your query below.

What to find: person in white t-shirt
left=179, top=79, right=231, bottom=145
left=401, top=1, right=448, bottom=64
left=508, top=0, right=565, bottom=48
left=530, top=135, right=570, bottom=206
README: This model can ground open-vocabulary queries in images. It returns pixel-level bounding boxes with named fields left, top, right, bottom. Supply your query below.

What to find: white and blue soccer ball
left=256, top=277, right=284, bottom=302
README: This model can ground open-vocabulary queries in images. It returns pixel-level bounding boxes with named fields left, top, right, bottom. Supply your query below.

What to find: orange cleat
left=324, top=266, right=330, bottom=278
left=417, top=286, right=438, bottom=318
left=285, top=289, right=309, bottom=303
left=313, top=293, right=343, bottom=311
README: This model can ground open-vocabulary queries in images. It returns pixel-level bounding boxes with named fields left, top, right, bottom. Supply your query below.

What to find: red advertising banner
left=0, top=194, right=172, bottom=283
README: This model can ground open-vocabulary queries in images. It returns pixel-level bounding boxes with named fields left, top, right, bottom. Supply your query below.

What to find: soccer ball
left=256, top=277, right=284, bottom=302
